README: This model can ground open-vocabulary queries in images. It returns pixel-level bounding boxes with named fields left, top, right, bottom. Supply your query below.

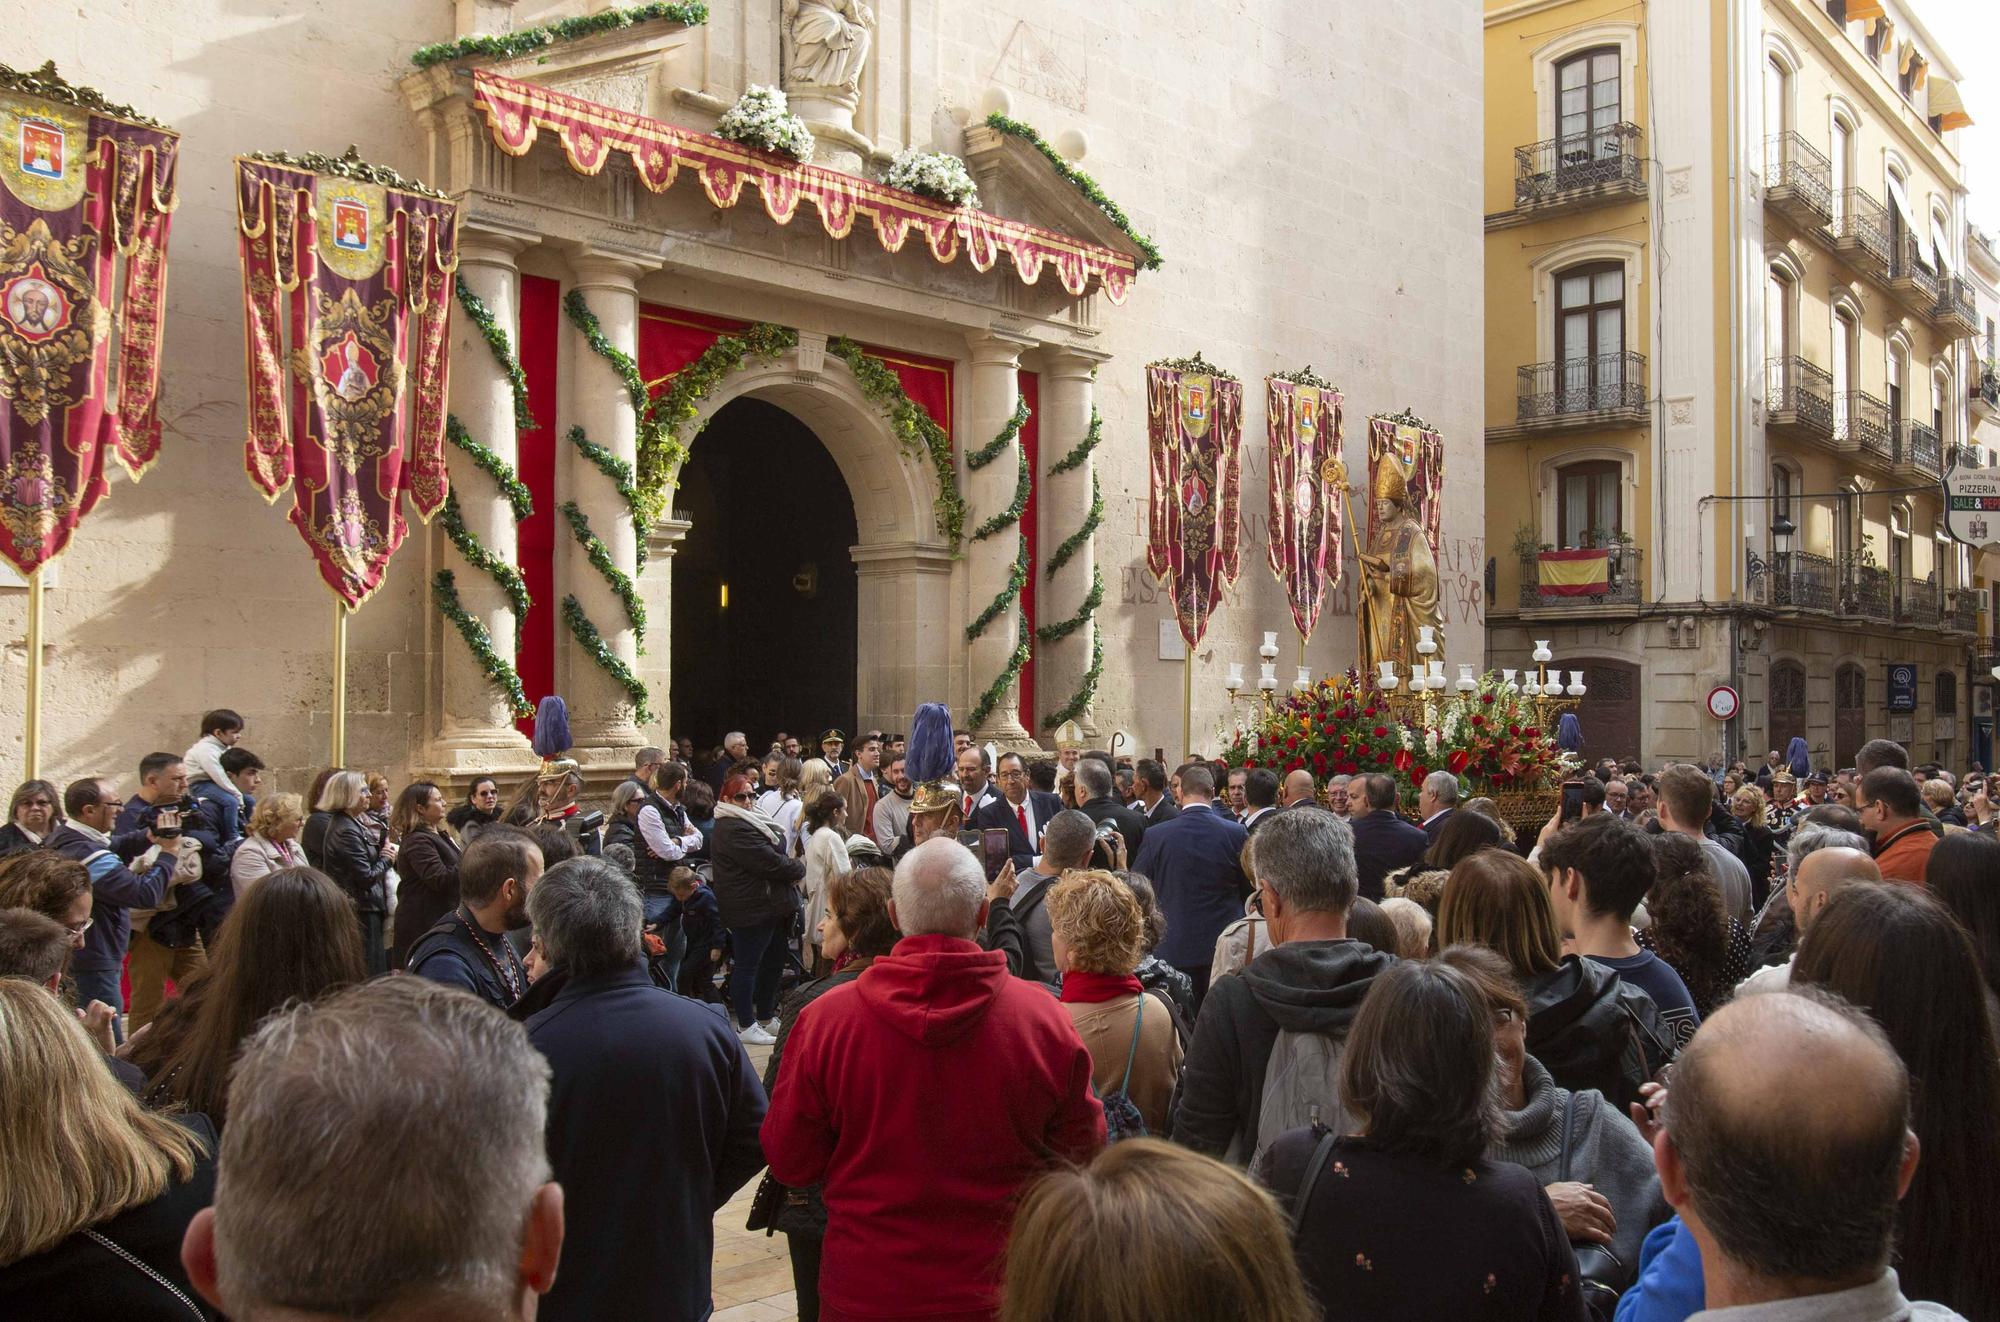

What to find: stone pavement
left=712, top=1038, right=798, bottom=1321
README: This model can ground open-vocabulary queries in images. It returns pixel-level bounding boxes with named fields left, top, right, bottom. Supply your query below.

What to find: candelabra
left=1517, top=638, right=1588, bottom=729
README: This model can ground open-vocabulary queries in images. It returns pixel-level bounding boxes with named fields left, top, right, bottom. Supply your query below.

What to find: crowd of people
left=0, top=700, right=1996, bottom=1321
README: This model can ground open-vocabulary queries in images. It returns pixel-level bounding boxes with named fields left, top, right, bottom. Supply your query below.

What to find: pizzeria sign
left=1944, top=463, right=2000, bottom=549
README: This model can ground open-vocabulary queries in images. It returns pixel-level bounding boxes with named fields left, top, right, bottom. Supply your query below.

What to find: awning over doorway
left=471, top=71, right=1141, bottom=304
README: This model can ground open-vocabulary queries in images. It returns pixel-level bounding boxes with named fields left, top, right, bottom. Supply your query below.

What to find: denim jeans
left=727, top=923, right=787, bottom=1027
left=71, top=964, right=125, bottom=1044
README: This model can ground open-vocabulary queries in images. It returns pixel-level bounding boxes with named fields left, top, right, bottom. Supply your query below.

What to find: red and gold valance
left=471, top=71, right=1139, bottom=305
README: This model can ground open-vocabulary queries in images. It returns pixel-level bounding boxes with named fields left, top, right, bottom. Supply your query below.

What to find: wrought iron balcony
left=1769, top=550, right=1838, bottom=612
left=1518, top=544, right=1645, bottom=609
left=1831, top=390, right=1891, bottom=462
left=1828, top=187, right=1892, bottom=273
left=1892, top=418, right=1941, bottom=480
left=1975, top=370, right=2000, bottom=424
left=1943, top=589, right=1981, bottom=635
left=1952, top=442, right=1984, bottom=472
left=1765, top=356, right=1834, bottom=446
left=1764, top=133, right=1833, bottom=230
left=1515, top=351, right=1648, bottom=430
left=1514, top=123, right=1647, bottom=213
left=1896, top=577, right=1941, bottom=628
left=1887, top=230, right=1941, bottom=313
left=1935, top=275, right=1980, bottom=338
left=1844, top=562, right=1893, bottom=622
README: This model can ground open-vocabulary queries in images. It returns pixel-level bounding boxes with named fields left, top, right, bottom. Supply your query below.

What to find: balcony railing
left=1765, top=356, right=1834, bottom=444
left=1519, top=544, right=1644, bottom=608
left=1845, top=562, right=1893, bottom=622
left=1893, top=418, right=1941, bottom=479
left=1514, top=123, right=1647, bottom=211
left=1832, top=389, right=1891, bottom=461
left=1936, top=275, right=1980, bottom=337
left=1943, top=589, right=1981, bottom=634
left=1976, top=369, right=2000, bottom=422
left=1764, top=132, right=1833, bottom=229
left=1828, top=187, right=1892, bottom=271
left=1770, top=549, right=1838, bottom=612
left=1516, top=351, right=1648, bottom=427
left=1952, top=443, right=1984, bottom=471
left=1897, top=577, right=1941, bottom=628
left=1888, top=230, right=1941, bottom=311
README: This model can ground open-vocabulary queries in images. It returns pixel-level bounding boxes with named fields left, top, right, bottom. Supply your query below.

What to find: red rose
left=1470, top=714, right=1484, bottom=727
left=1339, top=760, right=1357, bottom=775
left=1522, top=728, right=1540, bottom=739
left=1508, top=724, right=1520, bottom=736
left=1288, top=759, right=1303, bottom=773
left=1313, top=752, right=1328, bottom=770
left=1286, top=734, right=1299, bottom=750
left=1481, top=692, right=1496, bottom=704
left=1373, top=726, right=1388, bottom=739
left=1412, top=765, right=1429, bottom=782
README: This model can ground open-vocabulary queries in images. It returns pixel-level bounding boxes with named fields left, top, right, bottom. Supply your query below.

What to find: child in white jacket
left=184, top=708, right=246, bottom=805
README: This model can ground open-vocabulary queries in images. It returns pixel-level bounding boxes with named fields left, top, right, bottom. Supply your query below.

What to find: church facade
left=2, top=1, right=1483, bottom=791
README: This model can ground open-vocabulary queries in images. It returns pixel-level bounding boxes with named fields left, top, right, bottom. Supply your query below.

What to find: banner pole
left=330, top=600, right=348, bottom=766
left=1182, top=652, right=1193, bottom=760
left=23, top=567, right=44, bottom=779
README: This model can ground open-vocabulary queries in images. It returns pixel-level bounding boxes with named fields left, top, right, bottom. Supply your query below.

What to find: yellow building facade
left=1483, top=0, right=1987, bottom=770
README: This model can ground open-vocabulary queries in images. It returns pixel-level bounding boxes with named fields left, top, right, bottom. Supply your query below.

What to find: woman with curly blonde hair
left=1046, top=870, right=1183, bottom=1135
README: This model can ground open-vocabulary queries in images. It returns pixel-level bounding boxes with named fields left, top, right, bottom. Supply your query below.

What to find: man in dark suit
left=1242, top=767, right=1281, bottom=836
left=1133, top=758, right=1179, bottom=828
left=1349, top=773, right=1428, bottom=901
left=1280, top=769, right=1319, bottom=810
left=1417, top=770, right=1459, bottom=845
left=956, top=746, right=1001, bottom=821
left=972, top=751, right=1065, bottom=874
left=1132, top=763, right=1248, bottom=1015
left=1074, top=757, right=1148, bottom=857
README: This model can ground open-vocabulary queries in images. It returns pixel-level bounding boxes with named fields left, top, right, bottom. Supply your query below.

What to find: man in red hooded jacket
left=762, top=835, right=1105, bottom=1321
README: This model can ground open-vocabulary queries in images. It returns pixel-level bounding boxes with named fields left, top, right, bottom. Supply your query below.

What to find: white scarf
left=715, top=799, right=784, bottom=847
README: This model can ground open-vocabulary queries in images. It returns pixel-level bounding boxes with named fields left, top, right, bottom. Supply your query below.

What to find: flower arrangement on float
left=1219, top=670, right=1573, bottom=815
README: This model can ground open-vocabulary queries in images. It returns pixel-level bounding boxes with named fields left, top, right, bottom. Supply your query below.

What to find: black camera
left=575, top=809, right=606, bottom=833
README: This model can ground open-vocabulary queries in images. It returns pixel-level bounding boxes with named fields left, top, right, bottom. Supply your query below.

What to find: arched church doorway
left=670, top=397, right=858, bottom=746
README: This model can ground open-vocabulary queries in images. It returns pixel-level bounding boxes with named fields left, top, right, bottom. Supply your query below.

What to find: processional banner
left=1265, top=376, right=1343, bottom=642
left=0, top=63, right=178, bottom=576
left=1147, top=359, right=1242, bottom=649
left=234, top=152, right=458, bottom=608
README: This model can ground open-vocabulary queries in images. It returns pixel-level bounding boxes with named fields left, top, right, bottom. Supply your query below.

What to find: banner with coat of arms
left=1265, top=374, right=1343, bottom=642
left=1365, top=413, right=1445, bottom=560
left=234, top=150, right=458, bottom=608
left=0, top=62, right=178, bottom=576
left=1146, top=356, right=1243, bottom=649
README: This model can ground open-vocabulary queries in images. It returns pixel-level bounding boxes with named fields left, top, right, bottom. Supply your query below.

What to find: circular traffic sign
left=1706, top=685, right=1740, bottom=721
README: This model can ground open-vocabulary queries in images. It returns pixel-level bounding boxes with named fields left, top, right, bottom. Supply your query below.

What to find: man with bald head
left=1737, top=842, right=1878, bottom=996
left=1280, top=769, right=1318, bottom=811
left=1635, top=988, right=1960, bottom=1319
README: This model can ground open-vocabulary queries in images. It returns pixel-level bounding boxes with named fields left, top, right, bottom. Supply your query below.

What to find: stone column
left=563, top=251, right=647, bottom=758
left=638, top=513, right=692, bottom=741
left=964, top=332, right=1036, bottom=746
left=1037, top=348, right=1106, bottom=737
left=433, top=228, right=533, bottom=771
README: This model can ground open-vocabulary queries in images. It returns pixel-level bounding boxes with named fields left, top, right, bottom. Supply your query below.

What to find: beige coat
left=1062, top=991, right=1183, bottom=1136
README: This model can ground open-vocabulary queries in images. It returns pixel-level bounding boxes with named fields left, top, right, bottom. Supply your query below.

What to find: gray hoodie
left=1490, top=1054, right=1668, bottom=1276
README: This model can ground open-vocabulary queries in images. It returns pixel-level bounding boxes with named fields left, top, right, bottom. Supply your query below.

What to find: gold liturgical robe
left=1359, top=511, right=1441, bottom=676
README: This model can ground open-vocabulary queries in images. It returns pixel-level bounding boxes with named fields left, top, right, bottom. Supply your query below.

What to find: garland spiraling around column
left=965, top=541, right=1028, bottom=642
left=562, top=595, right=652, bottom=723
left=961, top=394, right=1033, bottom=729
left=1048, top=404, right=1103, bottom=476
left=440, top=492, right=531, bottom=642
left=1036, top=566, right=1103, bottom=644
left=566, top=426, right=648, bottom=569
left=969, top=444, right=1030, bottom=543
left=562, top=501, right=647, bottom=646
left=412, top=1, right=708, bottom=67
left=1041, top=631, right=1104, bottom=731
left=969, top=617, right=1034, bottom=733
left=828, top=336, right=967, bottom=551
left=455, top=277, right=535, bottom=432
left=966, top=395, right=1029, bottom=468
left=433, top=571, right=534, bottom=719
left=1046, top=471, right=1102, bottom=575
left=444, top=415, right=533, bottom=520
left=1041, top=408, right=1105, bottom=729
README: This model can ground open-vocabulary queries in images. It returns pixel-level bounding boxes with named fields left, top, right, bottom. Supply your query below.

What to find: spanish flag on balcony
left=1538, top=549, right=1610, bottom=596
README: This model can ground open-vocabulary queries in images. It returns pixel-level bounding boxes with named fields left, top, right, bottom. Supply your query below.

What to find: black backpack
left=1098, top=994, right=1151, bottom=1143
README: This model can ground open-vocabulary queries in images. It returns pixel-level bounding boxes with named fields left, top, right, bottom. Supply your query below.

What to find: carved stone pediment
left=961, top=124, right=1153, bottom=271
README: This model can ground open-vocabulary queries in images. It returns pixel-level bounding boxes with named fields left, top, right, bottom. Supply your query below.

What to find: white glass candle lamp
left=1258, top=662, right=1278, bottom=693
left=1259, top=631, right=1280, bottom=662
left=1377, top=659, right=1397, bottom=686
left=1523, top=676, right=1542, bottom=697
left=1501, top=668, right=1519, bottom=687
left=1532, top=640, right=1554, bottom=664
left=1455, top=663, right=1478, bottom=692
left=1295, top=666, right=1312, bottom=692
left=1566, top=670, right=1587, bottom=697
left=1416, top=625, right=1437, bottom=656
left=1226, top=662, right=1245, bottom=691
left=1426, top=660, right=1447, bottom=691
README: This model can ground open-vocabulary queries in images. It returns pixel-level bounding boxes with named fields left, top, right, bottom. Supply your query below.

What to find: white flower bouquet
left=881, top=148, right=979, bottom=208
left=715, top=85, right=815, bottom=163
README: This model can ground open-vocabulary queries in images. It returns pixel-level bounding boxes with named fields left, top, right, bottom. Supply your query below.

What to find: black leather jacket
left=1526, top=956, right=1673, bottom=1113
left=304, top=810, right=390, bottom=912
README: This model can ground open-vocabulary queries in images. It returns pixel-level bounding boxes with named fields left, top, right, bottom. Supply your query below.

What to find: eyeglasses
left=731, top=793, right=755, bottom=803
left=65, top=916, right=92, bottom=945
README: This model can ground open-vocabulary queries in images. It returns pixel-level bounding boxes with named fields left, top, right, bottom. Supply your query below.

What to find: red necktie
left=1017, top=803, right=1030, bottom=838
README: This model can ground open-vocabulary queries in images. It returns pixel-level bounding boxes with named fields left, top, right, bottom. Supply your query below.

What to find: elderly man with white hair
left=763, top=835, right=1104, bottom=1322
left=1417, top=768, right=1460, bottom=843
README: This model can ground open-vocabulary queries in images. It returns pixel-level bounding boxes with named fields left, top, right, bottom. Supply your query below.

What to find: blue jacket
left=1350, top=809, right=1429, bottom=901
left=1132, top=802, right=1249, bottom=969
left=677, top=884, right=724, bottom=955
left=526, top=963, right=767, bottom=1322
left=47, top=823, right=176, bottom=973
left=1614, top=1216, right=1705, bottom=1322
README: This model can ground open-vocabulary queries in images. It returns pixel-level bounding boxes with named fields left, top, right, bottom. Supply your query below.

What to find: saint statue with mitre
left=1356, top=458, right=1443, bottom=677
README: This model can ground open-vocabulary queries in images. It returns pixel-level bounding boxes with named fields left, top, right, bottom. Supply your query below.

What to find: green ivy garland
left=562, top=595, right=652, bottom=723
left=970, top=445, right=1030, bottom=543
left=562, top=501, right=647, bottom=646
left=827, top=336, right=966, bottom=551
left=412, top=2, right=708, bottom=68
left=982, top=113, right=1163, bottom=271
left=440, top=492, right=531, bottom=642
left=1041, top=631, right=1104, bottom=732
left=1046, top=471, right=1102, bottom=575
left=433, top=571, right=533, bottom=719
left=1037, top=566, right=1103, bottom=644
left=964, top=541, right=1028, bottom=643
left=455, top=276, right=535, bottom=432
left=966, top=395, right=1028, bottom=469
left=969, top=616, right=1033, bottom=732
left=566, top=425, right=648, bottom=570
left=1048, top=404, right=1102, bottom=477
left=444, top=415, right=533, bottom=521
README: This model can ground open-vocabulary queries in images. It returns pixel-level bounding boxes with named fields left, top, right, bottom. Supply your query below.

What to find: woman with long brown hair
left=1793, top=882, right=2000, bottom=1316
left=124, top=866, right=366, bottom=1126
left=389, top=780, right=460, bottom=970
left=0, top=979, right=216, bottom=1317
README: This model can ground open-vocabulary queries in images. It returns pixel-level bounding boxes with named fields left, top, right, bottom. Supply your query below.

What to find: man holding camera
left=111, top=752, right=213, bottom=1031
left=48, top=773, right=184, bottom=1043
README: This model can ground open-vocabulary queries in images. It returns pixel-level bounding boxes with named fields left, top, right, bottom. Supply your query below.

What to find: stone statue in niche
left=784, top=0, right=876, bottom=95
